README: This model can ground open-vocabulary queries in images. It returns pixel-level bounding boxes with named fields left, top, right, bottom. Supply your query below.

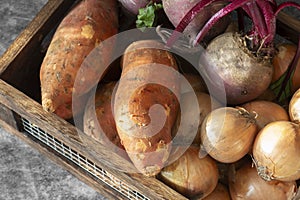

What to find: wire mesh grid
left=21, top=118, right=150, bottom=200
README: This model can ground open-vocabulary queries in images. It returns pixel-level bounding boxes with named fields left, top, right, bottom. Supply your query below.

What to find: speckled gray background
left=0, top=0, right=105, bottom=199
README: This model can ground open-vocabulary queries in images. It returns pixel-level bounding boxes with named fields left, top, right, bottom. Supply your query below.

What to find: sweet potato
left=40, top=0, right=118, bottom=119
left=114, top=40, right=180, bottom=176
left=83, top=82, right=127, bottom=158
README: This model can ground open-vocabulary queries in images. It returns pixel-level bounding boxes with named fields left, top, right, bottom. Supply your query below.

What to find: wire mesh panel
left=21, top=118, right=150, bottom=200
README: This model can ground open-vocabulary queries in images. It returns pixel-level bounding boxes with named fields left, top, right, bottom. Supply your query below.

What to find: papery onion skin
left=201, top=107, right=258, bottom=163
left=253, top=121, right=300, bottom=182
left=229, top=162, right=297, bottom=200
left=289, top=88, right=300, bottom=123
left=202, top=183, right=231, bottom=200
left=241, top=100, right=289, bottom=130
left=158, top=146, right=219, bottom=198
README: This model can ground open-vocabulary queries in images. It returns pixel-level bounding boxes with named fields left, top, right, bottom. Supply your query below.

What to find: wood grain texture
left=0, top=118, right=122, bottom=200
left=0, top=79, right=187, bottom=200
left=277, top=12, right=300, bottom=44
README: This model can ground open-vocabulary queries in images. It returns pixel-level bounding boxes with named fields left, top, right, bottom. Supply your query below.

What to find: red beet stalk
left=166, top=0, right=300, bottom=50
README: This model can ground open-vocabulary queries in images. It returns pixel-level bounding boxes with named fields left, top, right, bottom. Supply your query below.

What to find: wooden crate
left=0, top=0, right=299, bottom=199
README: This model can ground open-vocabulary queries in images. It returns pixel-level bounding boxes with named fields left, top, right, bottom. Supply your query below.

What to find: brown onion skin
left=201, top=107, right=257, bottom=163
left=253, top=121, right=300, bottom=182
left=158, top=146, right=219, bottom=199
left=272, top=43, right=300, bottom=93
left=229, top=162, right=297, bottom=200
left=241, top=100, right=289, bottom=131
left=289, top=88, right=300, bottom=123
left=202, top=183, right=231, bottom=200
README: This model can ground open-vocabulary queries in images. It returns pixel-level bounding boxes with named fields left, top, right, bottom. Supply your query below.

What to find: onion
left=229, top=162, right=297, bottom=200
left=158, top=146, right=219, bottom=199
left=272, top=43, right=300, bottom=93
left=201, top=107, right=258, bottom=163
left=241, top=100, right=289, bottom=131
left=253, top=121, right=300, bottom=181
left=202, top=183, right=231, bottom=200
left=289, top=88, right=300, bottom=123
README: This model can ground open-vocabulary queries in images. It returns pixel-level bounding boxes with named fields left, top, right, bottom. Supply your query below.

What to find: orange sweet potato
left=40, top=0, right=118, bottom=119
left=114, top=40, right=180, bottom=176
left=83, top=82, right=127, bottom=158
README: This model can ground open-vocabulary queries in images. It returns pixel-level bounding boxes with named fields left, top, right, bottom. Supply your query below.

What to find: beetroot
left=164, top=0, right=300, bottom=104
left=199, top=32, right=273, bottom=104
left=118, top=0, right=150, bottom=15
left=162, top=0, right=229, bottom=43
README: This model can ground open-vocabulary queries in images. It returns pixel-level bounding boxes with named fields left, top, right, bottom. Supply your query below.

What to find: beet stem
left=256, top=0, right=277, bottom=45
left=193, top=0, right=253, bottom=46
left=166, top=0, right=224, bottom=47
left=277, top=36, right=300, bottom=100
left=245, top=1, right=269, bottom=41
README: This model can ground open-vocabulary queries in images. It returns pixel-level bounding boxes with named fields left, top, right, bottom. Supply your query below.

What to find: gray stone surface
left=0, top=1, right=106, bottom=199
left=0, top=128, right=105, bottom=200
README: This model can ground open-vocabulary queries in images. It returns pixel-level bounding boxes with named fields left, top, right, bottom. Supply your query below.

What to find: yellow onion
left=202, top=183, right=231, bottom=200
left=201, top=107, right=258, bottom=163
left=158, top=146, right=219, bottom=199
left=253, top=121, right=300, bottom=181
left=289, top=88, right=300, bottom=123
left=229, top=162, right=297, bottom=200
left=241, top=100, right=289, bottom=130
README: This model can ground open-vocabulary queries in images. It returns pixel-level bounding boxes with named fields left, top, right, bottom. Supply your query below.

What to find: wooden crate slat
left=0, top=117, right=124, bottom=200
left=277, top=12, right=300, bottom=44
left=0, top=79, right=187, bottom=200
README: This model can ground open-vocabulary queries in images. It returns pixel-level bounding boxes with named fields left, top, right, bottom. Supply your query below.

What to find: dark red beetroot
left=165, top=0, right=300, bottom=104
left=118, top=0, right=150, bottom=15
left=199, top=32, right=273, bottom=105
